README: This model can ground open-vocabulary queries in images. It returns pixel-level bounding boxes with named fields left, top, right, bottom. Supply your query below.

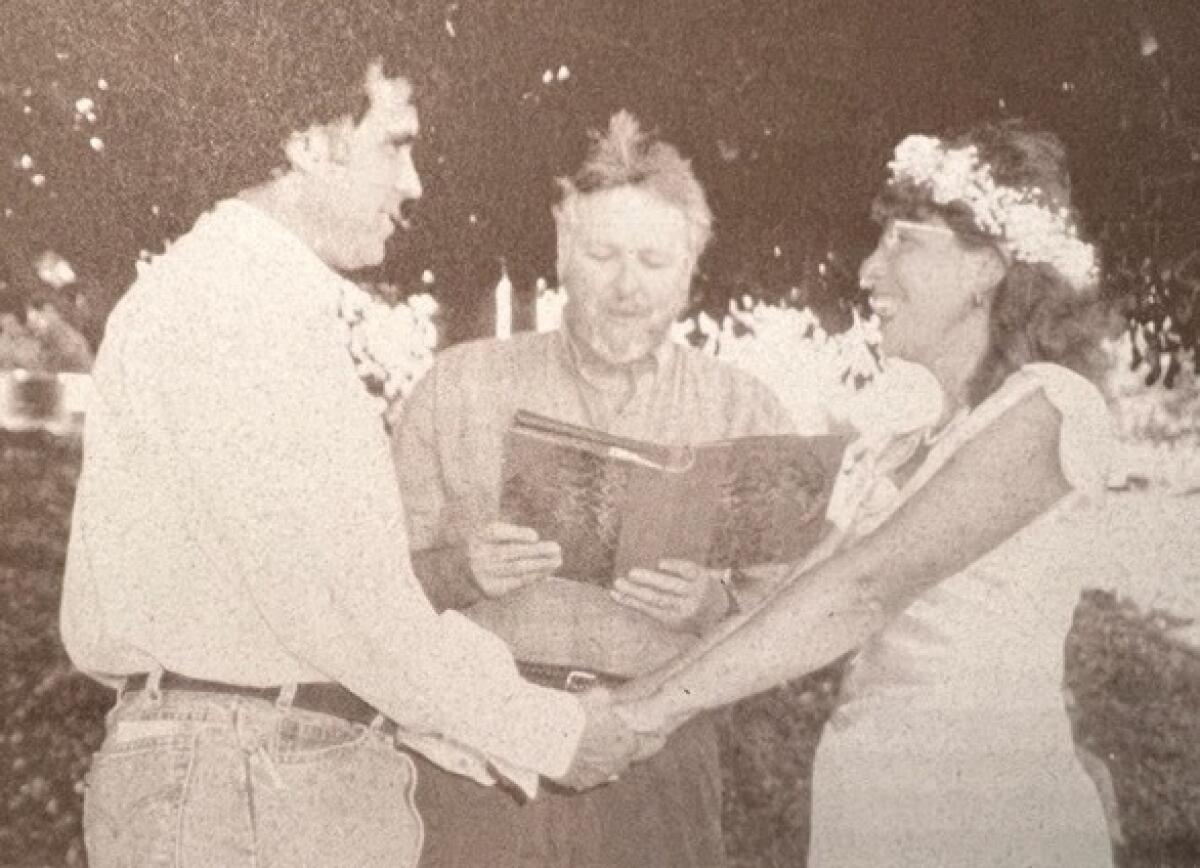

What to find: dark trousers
left=410, top=717, right=726, bottom=868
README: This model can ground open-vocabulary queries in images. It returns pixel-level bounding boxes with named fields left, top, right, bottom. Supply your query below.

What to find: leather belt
left=515, top=660, right=629, bottom=693
left=123, top=672, right=396, bottom=735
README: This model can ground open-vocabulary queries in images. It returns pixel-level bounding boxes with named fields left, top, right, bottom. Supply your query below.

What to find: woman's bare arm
left=622, top=389, right=1072, bottom=727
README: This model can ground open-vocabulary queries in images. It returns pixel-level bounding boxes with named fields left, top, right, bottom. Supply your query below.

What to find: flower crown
left=887, top=135, right=1099, bottom=290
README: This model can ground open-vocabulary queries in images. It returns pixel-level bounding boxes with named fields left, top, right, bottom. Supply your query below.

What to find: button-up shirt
left=392, top=326, right=796, bottom=675
left=61, top=199, right=584, bottom=790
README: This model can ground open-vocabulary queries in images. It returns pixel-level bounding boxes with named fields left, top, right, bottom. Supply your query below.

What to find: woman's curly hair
left=871, top=119, right=1120, bottom=405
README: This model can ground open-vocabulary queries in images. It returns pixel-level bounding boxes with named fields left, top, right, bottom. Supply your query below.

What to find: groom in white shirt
left=62, top=54, right=651, bottom=867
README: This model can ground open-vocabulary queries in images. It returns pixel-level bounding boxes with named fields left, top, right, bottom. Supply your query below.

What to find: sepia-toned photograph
left=2, top=1, right=1198, bottom=865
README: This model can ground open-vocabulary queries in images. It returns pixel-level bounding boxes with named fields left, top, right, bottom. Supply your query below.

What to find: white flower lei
left=888, top=134, right=1100, bottom=290
left=339, top=283, right=438, bottom=412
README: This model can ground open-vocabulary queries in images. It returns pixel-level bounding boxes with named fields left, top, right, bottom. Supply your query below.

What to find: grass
left=2, top=428, right=1198, bottom=867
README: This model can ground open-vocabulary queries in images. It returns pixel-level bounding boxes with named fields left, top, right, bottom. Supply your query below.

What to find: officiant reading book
left=391, top=112, right=814, bottom=868
left=500, top=409, right=847, bottom=588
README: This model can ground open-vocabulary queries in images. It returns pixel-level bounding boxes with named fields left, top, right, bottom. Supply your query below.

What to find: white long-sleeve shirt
left=61, top=198, right=584, bottom=788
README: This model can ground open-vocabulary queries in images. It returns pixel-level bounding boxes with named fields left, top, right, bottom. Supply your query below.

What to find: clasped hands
left=552, top=678, right=693, bottom=791
left=467, top=522, right=711, bottom=790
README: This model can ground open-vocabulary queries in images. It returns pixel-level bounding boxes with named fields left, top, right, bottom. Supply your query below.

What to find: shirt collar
left=556, top=321, right=675, bottom=388
left=209, top=197, right=353, bottom=315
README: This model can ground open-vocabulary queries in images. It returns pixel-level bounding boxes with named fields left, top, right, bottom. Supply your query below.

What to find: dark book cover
left=499, top=410, right=849, bottom=587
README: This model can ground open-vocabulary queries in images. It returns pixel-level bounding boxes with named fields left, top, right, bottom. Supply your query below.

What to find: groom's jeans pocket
left=83, top=691, right=424, bottom=868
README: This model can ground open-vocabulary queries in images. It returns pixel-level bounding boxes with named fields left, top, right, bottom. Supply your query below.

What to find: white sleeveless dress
left=807, top=363, right=1115, bottom=867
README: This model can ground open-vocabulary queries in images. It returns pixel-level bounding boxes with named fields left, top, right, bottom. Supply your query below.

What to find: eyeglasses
left=880, top=220, right=958, bottom=249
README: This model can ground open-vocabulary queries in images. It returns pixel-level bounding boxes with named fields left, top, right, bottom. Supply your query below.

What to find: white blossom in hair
left=888, top=135, right=1100, bottom=289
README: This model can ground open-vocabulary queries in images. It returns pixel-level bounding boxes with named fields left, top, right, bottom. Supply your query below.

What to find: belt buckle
left=564, top=670, right=597, bottom=693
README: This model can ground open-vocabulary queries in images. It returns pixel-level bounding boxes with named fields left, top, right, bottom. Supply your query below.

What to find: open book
left=499, top=410, right=849, bottom=587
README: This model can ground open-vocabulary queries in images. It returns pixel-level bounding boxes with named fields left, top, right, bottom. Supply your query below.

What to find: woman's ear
left=283, top=126, right=333, bottom=174
left=968, top=246, right=1008, bottom=299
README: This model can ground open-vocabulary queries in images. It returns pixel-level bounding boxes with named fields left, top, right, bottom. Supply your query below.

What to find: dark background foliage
left=2, top=0, right=1199, bottom=367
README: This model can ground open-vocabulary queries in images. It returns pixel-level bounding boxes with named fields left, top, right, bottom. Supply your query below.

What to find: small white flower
left=340, top=283, right=440, bottom=412
left=408, top=292, right=439, bottom=317
left=890, top=135, right=942, bottom=181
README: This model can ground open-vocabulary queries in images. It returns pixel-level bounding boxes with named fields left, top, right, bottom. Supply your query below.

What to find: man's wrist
left=501, top=682, right=588, bottom=780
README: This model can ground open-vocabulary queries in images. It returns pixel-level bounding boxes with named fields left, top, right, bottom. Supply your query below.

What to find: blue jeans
left=82, top=681, right=423, bottom=867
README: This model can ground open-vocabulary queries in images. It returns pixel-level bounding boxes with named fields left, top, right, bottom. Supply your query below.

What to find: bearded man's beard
left=566, top=305, right=670, bottom=366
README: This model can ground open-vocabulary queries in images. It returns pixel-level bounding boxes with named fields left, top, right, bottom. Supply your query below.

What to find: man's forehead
left=363, top=66, right=419, bottom=134
left=572, top=190, right=689, bottom=244
left=380, top=100, right=419, bottom=136
left=354, top=94, right=418, bottom=143
left=363, top=60, right=411, bottom=102
left=577, top=218, right=685, bottom=245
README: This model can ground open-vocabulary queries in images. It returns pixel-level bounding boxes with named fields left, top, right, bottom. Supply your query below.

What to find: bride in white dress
left=615, top=121, right=1118, bottom=866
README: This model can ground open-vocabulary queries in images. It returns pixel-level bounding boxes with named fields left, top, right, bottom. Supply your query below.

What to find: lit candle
left=533, top=277, right=548, bottom=333
left=534, top=280, right=568, bottom=334
left=495, top=264, right=512, bottom=339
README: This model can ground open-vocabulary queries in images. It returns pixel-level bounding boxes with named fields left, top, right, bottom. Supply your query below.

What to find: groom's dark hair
left=66, top=0, right=431, bottom=232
